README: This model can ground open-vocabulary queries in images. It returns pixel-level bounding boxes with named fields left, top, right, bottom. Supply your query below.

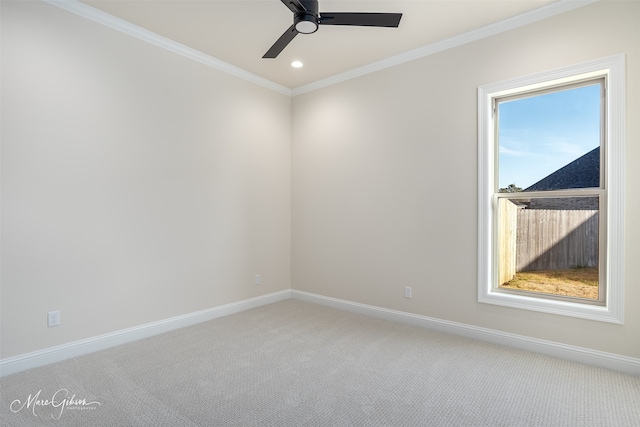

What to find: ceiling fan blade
left=280, top=0, right=306, bottom=14
left=319, top=12, right=402, bottom=27
left=263, top=25, right=298, bottom=59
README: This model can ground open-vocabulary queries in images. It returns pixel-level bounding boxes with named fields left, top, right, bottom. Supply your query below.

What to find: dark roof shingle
left=525, top=147, right=600, bottom=191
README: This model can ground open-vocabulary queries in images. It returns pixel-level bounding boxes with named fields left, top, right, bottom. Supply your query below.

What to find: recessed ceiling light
left=291, top=60, right=303, bottom=68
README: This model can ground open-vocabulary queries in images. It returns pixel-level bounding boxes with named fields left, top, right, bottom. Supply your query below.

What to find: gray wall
left=1, top=1, right=291, bottom=358
left=292, top=1, right=640, bottom=358
left=2, top=0, right=639, bottom=363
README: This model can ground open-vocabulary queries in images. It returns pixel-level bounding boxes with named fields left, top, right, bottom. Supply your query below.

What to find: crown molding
left=292, top=0, right=600, bottom=96
left=43, top=0, right=599, bottom=97
left=43, top=0, right=292, bottom=97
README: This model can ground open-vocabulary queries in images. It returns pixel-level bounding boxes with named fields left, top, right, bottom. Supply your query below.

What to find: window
left=477, top=55, right=625, bottom=323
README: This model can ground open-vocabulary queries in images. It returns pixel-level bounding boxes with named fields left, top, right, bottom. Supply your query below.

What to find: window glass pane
left=497, top=196, right=599, bottom=300
left=479, top=56, right=623, bottom=321
left=498, top=84, right=601, bottom=192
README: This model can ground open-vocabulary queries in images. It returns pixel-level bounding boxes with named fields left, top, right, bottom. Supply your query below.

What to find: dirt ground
left=499, top=267, right=599, bottom=299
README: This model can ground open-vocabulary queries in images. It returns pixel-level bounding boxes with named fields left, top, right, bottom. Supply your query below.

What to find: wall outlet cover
left=47, top=311, right=60, bottom=327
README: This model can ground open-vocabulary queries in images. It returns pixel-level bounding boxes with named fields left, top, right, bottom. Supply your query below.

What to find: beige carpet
left=1, top=299, right=639, bottom=426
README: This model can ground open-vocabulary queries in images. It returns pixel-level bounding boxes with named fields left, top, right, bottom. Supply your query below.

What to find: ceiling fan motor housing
left=262, top=0, right=402, bottom=58
left=295, top=0, right=319, bottom=34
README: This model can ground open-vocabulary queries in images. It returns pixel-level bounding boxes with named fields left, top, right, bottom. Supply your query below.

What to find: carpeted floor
left=1, top=299, right=639, bottom=426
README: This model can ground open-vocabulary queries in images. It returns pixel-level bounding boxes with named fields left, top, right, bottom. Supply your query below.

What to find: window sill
left=478, top=287, right=623, bottom=324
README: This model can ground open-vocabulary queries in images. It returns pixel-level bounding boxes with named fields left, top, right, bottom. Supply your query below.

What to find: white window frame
left=477, top=54, right=625, bottom=323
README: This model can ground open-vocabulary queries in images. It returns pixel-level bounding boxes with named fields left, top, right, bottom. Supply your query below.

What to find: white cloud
left=498, top=145, right=529, bottom=156
left=541, top=136, right=590, bottom=157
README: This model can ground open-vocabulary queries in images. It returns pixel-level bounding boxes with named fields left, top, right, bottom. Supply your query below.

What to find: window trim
left=477, top=54, right=625, bottom=323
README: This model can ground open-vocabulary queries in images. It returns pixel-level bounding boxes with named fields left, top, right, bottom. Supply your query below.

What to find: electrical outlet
left=255, top=274, right=261, bottom=285
left=404, top=287, right=412, bottom=299
left=48, top=310, right=60, bottom=327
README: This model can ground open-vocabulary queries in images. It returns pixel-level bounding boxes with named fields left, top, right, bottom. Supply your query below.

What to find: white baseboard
left=0, top=290, right=291, bottom=377
left=291, top=290, right=640, bottom=376
left=3, top=289, right=638, bottom=377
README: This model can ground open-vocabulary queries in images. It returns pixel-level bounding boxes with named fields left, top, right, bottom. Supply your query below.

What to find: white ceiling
left=79, top=0, right=561, bottom=89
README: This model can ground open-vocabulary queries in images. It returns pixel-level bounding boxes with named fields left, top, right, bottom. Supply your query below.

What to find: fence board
left=516, top=209, right=598, bottom=272
left=498, top=199, right=518, bottom=285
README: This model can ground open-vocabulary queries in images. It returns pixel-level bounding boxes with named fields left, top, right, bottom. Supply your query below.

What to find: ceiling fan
left=263, top=0, right=402, bottom=58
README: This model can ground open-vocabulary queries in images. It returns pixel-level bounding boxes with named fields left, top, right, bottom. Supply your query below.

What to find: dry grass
left=500, top=267, right=599, bottom=299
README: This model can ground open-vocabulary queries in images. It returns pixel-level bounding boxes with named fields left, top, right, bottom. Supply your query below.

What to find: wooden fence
left=498, top=199, right=518, bottom=286
left=498, top=199, right=599, bottom=285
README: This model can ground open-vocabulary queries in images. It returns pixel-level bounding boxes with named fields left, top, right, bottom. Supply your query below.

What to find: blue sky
left=498, top=83, right=601, bottom=190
